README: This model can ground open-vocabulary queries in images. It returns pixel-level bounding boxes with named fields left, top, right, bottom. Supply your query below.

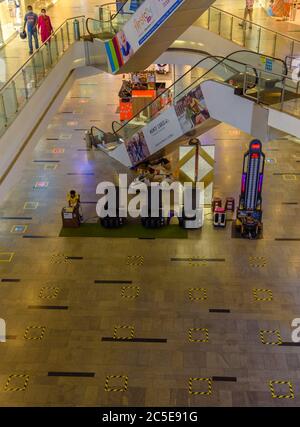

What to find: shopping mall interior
left=1, top=0, right=300, bottom=409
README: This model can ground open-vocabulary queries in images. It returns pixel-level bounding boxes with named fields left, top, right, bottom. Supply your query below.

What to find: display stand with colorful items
left=119, top=71, right=168, bottom=121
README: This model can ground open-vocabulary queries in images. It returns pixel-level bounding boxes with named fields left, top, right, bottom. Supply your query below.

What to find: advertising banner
left=105, top=0, right=184, bottom=72
left=174, top=85, right=210, bottom=133
left=123, top=82, right=210, bottom=167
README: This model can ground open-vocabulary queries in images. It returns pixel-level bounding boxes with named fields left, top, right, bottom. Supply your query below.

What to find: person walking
left=38, top=8, right=53, bottom=44
left=23, top=5, right=39, bottom=54
left=239, top=0, right=254, bottom=29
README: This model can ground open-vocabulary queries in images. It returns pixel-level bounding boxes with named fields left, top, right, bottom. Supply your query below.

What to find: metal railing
left=112, top=48, right=300, bottom=143
left=112, top=49, right=288, bottom=138
left=89, top=0, right=145, bottom=36
left=241, top=64, right=300, bottom=114
left=0, top=16, right=85, bottom=136
left=198, top=5, right=300, bottom=67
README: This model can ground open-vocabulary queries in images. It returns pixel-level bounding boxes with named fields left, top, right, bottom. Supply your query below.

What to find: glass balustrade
left=113, top=51, right=300, bottom=144
left=0, top=16, right=85, bottom=137
left=198, top=6, right=300, bottom=63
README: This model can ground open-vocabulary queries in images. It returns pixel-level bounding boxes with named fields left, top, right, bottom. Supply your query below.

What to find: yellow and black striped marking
left=50, top=253, right=71, bottom=264
left=189, top=377, right=212, bottom=396
left=39, top=286, right=60, bottom=300
left=121, top=286, right=140, bottom=299
left=105, top=375, right=128, bottom=392
left=113, top=325, right=135, bottom=340
left=249, top=256, right=267, bottom=268
left=253, top=288, right=273, bottom=302
left=188, top=328, right=209, bottom=343
left=283, top=174, right=297, bottom=182
left=188, top=258, right=207, bottom=267
left=126, top=256, right=144, bottom=266
left=189, top=288, right=208, bottom=301
left=260, top=330, right=282, bottom=346
left=44, top=164, right=58, bottom=170
left=24, top=326, right=46, bottom=341
left=0, top=252, right=14, bottom=263
left=4, top=374, right=30, bottom=392
left=24, top=201, right=39, bottom=210
left=269, top=380, right=295, bottom=399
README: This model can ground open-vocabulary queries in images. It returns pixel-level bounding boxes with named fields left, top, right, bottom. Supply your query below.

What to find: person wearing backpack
left=23, top=5, right=39, bottom=54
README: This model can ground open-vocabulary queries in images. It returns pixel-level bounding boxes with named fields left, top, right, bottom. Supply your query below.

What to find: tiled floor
left=2, top=0, right=300, bottom=88
left=0, top=69, right=300, bottom=407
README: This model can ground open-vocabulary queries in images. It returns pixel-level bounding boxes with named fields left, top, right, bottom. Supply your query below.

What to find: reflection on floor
left=0, top=71, right=300, bottom=407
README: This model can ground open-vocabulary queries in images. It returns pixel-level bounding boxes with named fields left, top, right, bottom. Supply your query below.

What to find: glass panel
left=14, top=72, right=27, bottom=111
left=219, top=12, right=232, bottom=41
left=255, top=28, right=274, bottom=57
left=196, top=9, right=209, bottom=29
left=0, top=95, right=7, bottom=135
left=65, top=21, right=72, bottom=45
left=293, top=41, right=300, bottom=61
left=231, top=16, right=245, bottom=48
left=49, top=34, right=59, bottom=66
left=55, top=30, right=64, bottom=57
left=275, top=34, right=293, bottom=62
left=31, top=50, right=45, bottom=86
left=22, top=62, right=37, bottom=99
left=243, top=25, right=259, bottom=52
left=208, top=8, right=221, bottom=34
left=40, top=43, right=52, bottom=73
left=2, top=82, right=18, bottom=125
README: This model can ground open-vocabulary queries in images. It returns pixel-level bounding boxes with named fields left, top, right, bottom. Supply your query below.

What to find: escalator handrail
left=86, top=0, right=135, bottom=36
left=112, top=49, right=263, bottom=136
left=90, top=125, right=106, bottom=137
left=0, top=15, right=85, bottom=94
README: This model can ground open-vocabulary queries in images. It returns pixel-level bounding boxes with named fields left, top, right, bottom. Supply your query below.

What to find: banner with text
left=105, top=0, right=184, bottom=72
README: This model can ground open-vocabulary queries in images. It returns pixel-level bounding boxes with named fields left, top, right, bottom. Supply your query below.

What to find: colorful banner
left=106, top=0, right=184, bottom=72
left=174, top=85, right=210, bottom=133
left=123, top=81, right=211, bottom=167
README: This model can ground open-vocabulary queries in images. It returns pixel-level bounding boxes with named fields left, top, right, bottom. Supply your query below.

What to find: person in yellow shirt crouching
left=67, top=190, right=83, bottom=221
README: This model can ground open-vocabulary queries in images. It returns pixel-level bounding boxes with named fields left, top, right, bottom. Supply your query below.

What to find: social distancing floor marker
left=44, top=164, right=58, bottom=170
left=189, top=377, right=212, bottom=396
left=283, top=174, right=297, bottom=181
left=188, top=328, right=209, bottom=343
left=113, top=325, right=135, bottom=340
left=39, top=286, right=60, bottom=299
left=249, top=256, right=267, bottom=268
left=126, top=256, right=144, bottom=266
left=253, top=288, right=273, bottom=302
left=189, top=288, right=207, bottom=301
left=188, top=259, right=207, bottom=267
left=50, top=253, right=71, bottom=264
left=0, top=252, right=14, bottom=263
left=4, top=374, right=29, bottom=392
left=34, top=181, right=48, bottom=189
left=24, top=326, right=46, bottom=340
left=121, top=286, right=140, bottom=299
left=24, top=202, right=39, bottom=210
left=260, top=330, right=282, bottom=345
left=105, top=375, right=128, bottom=392
left=269, top=380, right=295, bottom=399
left=11, top=225, right=28, bottom=234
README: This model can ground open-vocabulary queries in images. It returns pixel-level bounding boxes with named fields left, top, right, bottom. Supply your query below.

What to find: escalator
left=85, top=0, right=216, bottom=74
left=90, top=49, right=299, bottom=168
